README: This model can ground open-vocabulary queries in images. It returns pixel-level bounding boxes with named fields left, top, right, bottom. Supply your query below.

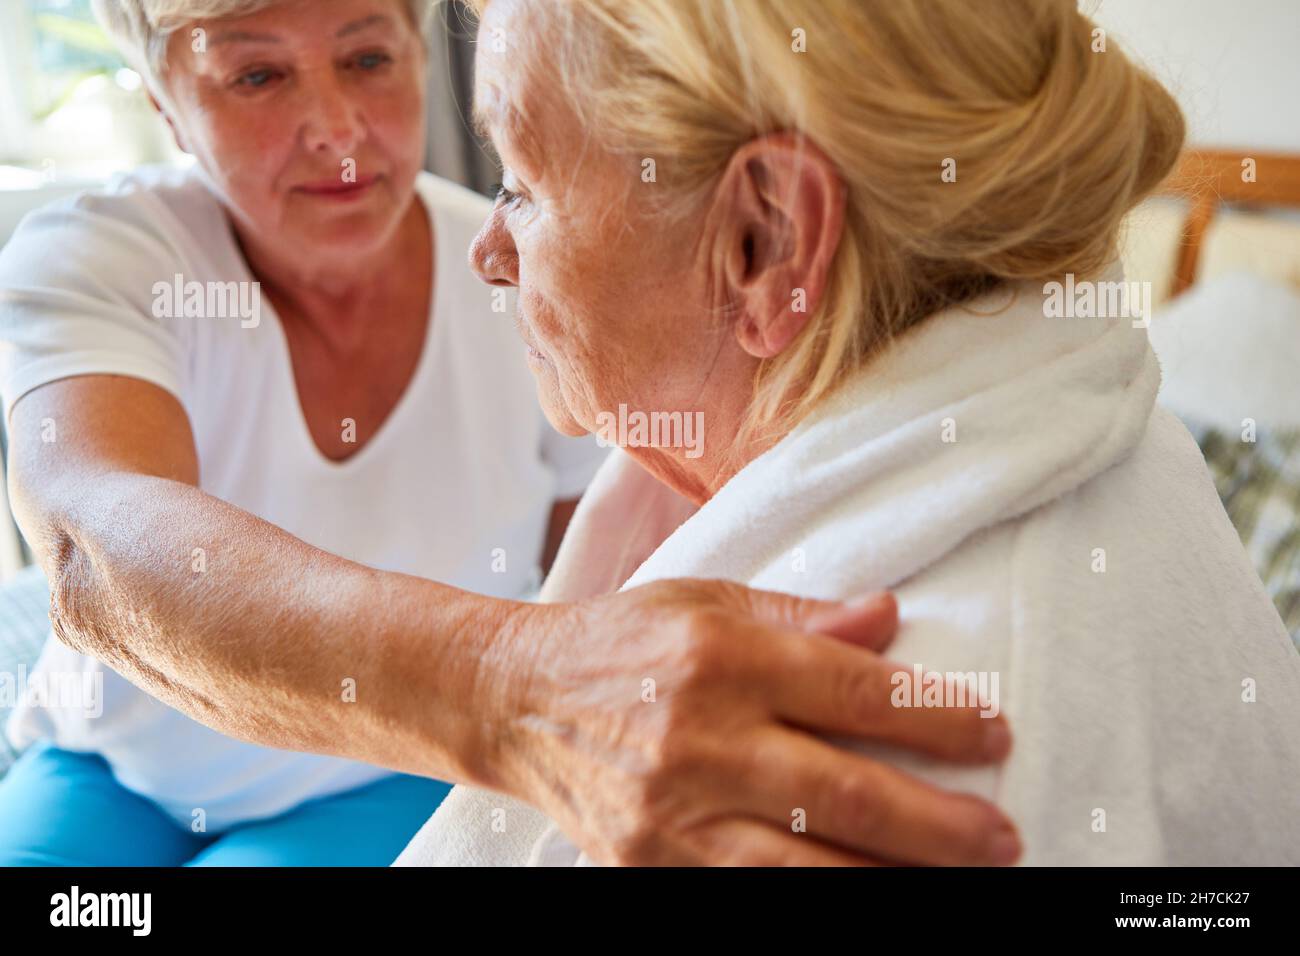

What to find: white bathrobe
left=397, top=267, right=1300, bottom=866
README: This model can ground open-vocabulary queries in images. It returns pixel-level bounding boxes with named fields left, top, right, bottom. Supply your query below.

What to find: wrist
left=471, top=595, right=579, bottom=801
left=359, top=573, right=542, bottom=788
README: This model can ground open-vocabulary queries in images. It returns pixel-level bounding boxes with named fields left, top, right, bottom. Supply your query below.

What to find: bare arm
left=10, top=374, right=519, bottom=786
left=10, top=374, right=1020, bottom=865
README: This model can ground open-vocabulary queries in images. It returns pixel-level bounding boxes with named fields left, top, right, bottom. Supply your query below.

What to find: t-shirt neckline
left=225, top=175, right=448, bottom=474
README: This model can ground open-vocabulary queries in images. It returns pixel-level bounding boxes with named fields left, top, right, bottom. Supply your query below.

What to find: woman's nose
left=300, top=71, right=365, bottom=157
left=469, top=211, right=519, bottom=287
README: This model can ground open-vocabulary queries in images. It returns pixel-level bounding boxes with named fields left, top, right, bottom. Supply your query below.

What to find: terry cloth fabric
left=396, top=262, right=1300, bottom=866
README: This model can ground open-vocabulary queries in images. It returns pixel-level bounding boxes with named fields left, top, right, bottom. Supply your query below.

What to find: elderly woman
left=0, top=0, right=1020, bottom=867
left=398, top=0, right=1300, bottom=865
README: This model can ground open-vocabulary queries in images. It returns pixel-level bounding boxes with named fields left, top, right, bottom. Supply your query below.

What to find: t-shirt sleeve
left=540, top=416, right=610, bottom=500
left=0, top=192, right=186, bottom=424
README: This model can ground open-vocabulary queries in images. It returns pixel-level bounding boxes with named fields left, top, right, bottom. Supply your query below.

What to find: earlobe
left=733, top=263, right=808, bottom=359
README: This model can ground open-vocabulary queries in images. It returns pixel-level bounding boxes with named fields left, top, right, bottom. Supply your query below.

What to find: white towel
left=397, top=264, right=1300, bottom=866
left=394, top=451, right=697, bottom=867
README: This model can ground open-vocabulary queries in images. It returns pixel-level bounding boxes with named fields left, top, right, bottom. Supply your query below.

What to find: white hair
left=92, top=0, right=434, bottom=97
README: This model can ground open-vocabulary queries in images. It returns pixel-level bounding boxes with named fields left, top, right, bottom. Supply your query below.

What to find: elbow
left=11, top=473, right=108, bottom=659
left=45, top=527, right=107, bottom=659
left=42, top=519, right=199, bottom=717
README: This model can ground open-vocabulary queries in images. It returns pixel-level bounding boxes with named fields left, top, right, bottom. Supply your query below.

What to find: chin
left=292, top=213, right=393, bottom=259
left=536, top=381, right=589, bottom=437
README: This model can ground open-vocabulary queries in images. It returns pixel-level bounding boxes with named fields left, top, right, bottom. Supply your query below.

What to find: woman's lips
left=515, top=314, right=548, bottom=363
left=522, top=334, right=546, bottom=362
left=295, top=173, right=380, bottom=200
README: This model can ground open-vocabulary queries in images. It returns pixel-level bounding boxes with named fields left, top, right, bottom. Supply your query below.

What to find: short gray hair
left=92, top=0, right=435, bottom=96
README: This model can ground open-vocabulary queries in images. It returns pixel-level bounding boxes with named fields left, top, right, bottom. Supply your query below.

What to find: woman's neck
left=620, top=374, right=790, bottom=507
left=229, top=197, right=430, bottom=345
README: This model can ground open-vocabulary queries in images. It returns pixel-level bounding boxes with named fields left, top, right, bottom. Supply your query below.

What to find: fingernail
left=988, top=826, right=1021, bottom=865
left=983, top=722, right=1011, bottom=760
left=848, top=591, right=891, bottom=611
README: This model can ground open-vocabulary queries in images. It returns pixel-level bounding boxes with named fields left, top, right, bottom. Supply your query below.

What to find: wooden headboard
left=1158, top=149, right=1300, bottom=297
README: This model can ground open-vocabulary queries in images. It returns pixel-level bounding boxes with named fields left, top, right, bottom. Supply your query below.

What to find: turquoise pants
left=0, top=740, right=450, bottom=866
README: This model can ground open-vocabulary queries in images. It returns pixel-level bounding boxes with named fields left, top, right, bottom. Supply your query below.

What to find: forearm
left=32, top=470, right=540, bottom=786
left=21, top=468, right=1023, bottom=866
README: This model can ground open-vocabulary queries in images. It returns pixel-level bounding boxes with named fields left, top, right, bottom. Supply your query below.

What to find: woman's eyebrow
left=471, top=87, right=511, bottom=141
left=207, top=14, right=393, bottom=47
left=208, top=30, right=280, bottom=47
left=470, top=102, right=494, bottom=142
left=335, top=14, right=395, bottom=38
left=472, top=91, right=544, bottom=176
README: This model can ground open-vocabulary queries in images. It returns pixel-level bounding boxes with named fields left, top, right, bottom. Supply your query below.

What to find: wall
left=1091, top=0, right=1300, bottom=152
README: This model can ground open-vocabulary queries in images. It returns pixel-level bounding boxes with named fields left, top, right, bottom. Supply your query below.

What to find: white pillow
left=1148, top=272, right=1300, bottom=433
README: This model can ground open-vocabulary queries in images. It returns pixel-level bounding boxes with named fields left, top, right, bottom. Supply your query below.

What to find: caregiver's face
left=468, top=0, right=734, bottom=440
left=162, top=0, right=427, bottom=259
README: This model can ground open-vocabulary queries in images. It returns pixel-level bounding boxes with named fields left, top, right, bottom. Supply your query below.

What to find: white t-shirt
left=0, top=165, right=607, bottom=831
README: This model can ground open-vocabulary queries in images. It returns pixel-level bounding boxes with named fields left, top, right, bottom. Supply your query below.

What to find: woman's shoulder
left=1, top=163, right=225, bottom=274
left=39, top=163, right=215, bottom=226
left=1027, top=403, right=1291, bottom=648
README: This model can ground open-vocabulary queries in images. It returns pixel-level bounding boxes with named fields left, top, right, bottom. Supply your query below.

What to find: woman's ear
left=717, top=132, right=846, bottom=359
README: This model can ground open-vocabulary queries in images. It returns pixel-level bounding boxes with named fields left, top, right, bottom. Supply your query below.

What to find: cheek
left=511, top=190, right=700, bottom=417
left=366, top=74, right=428, bottom=166
left=191, top=103, right=297, bottom=200
left=509, top=252, right=596, bottom=410
left=524, top=255, right=656, bottom=422
left=519, top=233, right=607, bottom=360
left=533, top=213, right=672, bottom=342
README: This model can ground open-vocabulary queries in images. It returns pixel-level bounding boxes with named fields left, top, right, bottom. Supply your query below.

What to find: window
left=0, top=0, right=185, bottom=184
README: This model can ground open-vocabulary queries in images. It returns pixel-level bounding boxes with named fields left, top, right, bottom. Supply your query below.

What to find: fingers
left=741, top=586, right=900, bottom=654
left=727, top=727, right=1021, bottom=866
left=756, top=629, right=1012, bottom=765
left=803, top=591, right=899, bottom=653
left=682, top=817, right=884, bottom=866
left=555, top=579, right=1020, bottom=868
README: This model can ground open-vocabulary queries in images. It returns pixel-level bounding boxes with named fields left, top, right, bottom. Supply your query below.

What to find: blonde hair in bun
left=470, top=0, right=1186, bottom=444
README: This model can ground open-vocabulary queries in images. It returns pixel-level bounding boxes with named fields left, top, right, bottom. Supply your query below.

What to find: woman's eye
left=490, top=182, right=521, bottom=206
left=235, top=68, right=280, bottom=89
left=353, top=51, right=394, bottom=71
